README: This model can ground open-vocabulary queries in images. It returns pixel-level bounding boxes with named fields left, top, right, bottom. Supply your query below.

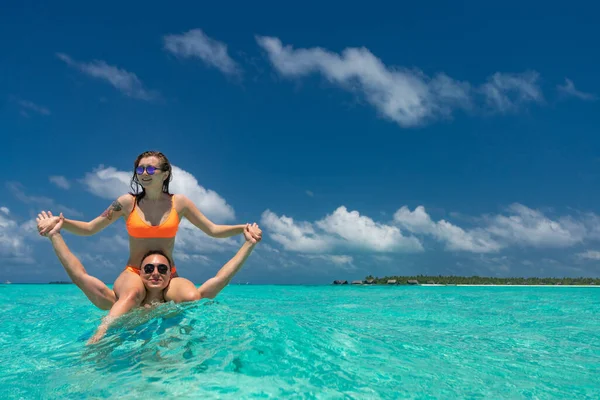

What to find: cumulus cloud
left=80, top=166, right=132, bottom=200
left=261, top=207, right=422, bottom=253
left=6, top=182, right=83, bottom=217
left=56, top=53, right=158, bottom=101
left=485, top=203, right=586, bottom=248
left=393, top=203, right=592, bottom=252
left=49, top=175, right=70, bottom=190
left=557, top=78, right=597, bottom=101
left=316, top=206, right=423, bottom=252
left=163, top=29, right=240, bottom=76
left=394, top=205, right=501, bottom=253
left=256, top=37, right=544, bottom=127
left=260, top=210, right=333, bottom=253
left=80, top=164, right=235, bottom=222
left=0, top=207, right=35, bottom=263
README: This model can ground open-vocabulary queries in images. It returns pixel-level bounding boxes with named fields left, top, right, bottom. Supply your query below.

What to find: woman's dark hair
left=140, top=249, right=172, bottom=268
left=130, top=151, right=173, bottom=202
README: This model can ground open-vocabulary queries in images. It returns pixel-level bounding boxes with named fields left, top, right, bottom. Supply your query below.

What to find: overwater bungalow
left=365, top=279, right=375, bottom=285
left=387, top=279, right=397, bottom=285
left=407, top=279, right=419, bottom=285
left=351, top=280, right=363, bottom=285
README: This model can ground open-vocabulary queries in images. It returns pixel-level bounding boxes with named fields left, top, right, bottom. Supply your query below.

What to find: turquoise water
left=0, top=285, right=599, bottom=399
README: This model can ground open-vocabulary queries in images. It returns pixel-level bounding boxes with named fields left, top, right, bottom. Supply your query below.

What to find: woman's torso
left=123, top=193, right=183, bottom=267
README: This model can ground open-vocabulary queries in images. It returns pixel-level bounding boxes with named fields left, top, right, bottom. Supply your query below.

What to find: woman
left=41, top=212, right=260, bottom=343
left=37, top=150, right=262, bottom=325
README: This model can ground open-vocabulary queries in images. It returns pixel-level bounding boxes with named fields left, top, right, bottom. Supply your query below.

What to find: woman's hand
left=37, top=211, right=62, bottom=236
left=243, top=223, right=262, bottom=244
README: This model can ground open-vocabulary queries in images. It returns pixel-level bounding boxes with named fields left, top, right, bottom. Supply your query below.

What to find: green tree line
left=361, top=275, right=600, bottom=285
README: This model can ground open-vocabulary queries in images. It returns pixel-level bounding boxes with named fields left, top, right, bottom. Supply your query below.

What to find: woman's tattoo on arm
left=101, top=200, right=123, bottom=220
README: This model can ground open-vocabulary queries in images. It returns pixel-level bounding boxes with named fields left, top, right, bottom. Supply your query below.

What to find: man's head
left=139, top=250, right=172, bottom=291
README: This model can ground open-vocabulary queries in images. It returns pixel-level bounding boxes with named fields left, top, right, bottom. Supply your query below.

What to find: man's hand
left=37, top=211, right=64, bottom=238
left=244, top=223, right=262, bottom=244
left=246, top=223, right=262, bottom=243
left=37, top=211, right=62, bottom=236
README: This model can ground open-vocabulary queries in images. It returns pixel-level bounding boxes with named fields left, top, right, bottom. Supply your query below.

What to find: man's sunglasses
left=135, top=165, right=162, bottom=175
left=143, top=263, right=169, bottom=274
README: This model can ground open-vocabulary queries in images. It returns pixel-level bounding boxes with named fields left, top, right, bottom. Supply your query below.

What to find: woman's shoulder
left=172, top=193, right=189, bottom=204
left=117, top=193, right=136, bottom=207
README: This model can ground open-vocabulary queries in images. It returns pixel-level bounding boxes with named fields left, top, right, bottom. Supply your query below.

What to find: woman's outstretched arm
left=180, top=195, right=261, bottom=239
left=38, top=194, right=133, bottom=236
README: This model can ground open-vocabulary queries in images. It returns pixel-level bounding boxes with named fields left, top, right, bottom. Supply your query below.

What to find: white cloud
left=256, top=37, right=545, bottom=127
left=163, top=29, right=240, bottom=76
left=300, top=254, right=356, bottom=271
left=557, top=78, right=597, bottom=101
left=7, top=182, right=83, bottom=217
left=0, top=207, right=35, bottom=263
left=18, top=100, right=50, bottom=116
left=49, top=175, right=70, bottom=190
left=169, top=167, right=235, bottom=222
left=393, top=205, right=501, bottom=253
left=306, top=190, right=314, bottom=197
left=256, top=36, right=471, bottom=127
left=80, top=164, right=235, bottom=222
left=261, top=207, right=422, bottom=254
left=302, top=254, right=353, bottom=265
left=480, top=72, right=544, bottom=113
left=56, top=53, right=158, bottom=101
left=576, top=250, right=600, bottom=260
left=317, top=206, right=423, bottom=252
left=261, top=210, right=333, bottom=253
left=80, top=166, right=131, bottom=200
left=485, top=203, right=586, bottom=248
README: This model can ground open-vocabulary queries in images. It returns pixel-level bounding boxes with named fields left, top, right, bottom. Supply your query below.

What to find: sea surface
left=0, top=284, right=599, bottom=399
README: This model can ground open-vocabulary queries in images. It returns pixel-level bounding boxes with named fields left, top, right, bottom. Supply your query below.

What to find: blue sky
left=2, top=1, right=600, bottom=284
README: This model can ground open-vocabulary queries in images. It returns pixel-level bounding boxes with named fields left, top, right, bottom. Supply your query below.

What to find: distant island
left=333, top=275, right=600, bottom=286
left=48, top=281, right=73, bottom=284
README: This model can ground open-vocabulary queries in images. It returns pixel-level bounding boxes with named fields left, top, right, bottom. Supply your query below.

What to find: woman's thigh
left=164, top=277, right=200, bottom=303
left=113, top=269, right=146, bottom=303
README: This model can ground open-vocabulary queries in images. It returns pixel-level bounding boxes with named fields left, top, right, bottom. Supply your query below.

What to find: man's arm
left=197, top=224, right=260, bottom=299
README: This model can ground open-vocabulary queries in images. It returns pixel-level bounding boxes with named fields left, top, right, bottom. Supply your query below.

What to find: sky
left=2, top=1, right=600, bottom=284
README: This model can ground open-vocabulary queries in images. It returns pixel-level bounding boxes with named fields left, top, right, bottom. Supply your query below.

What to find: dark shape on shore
left=366, top=279, right=375, bottom=285
left=49, top=281, right=72, bottom=284
left=351, top=280, right=362, bottom=285
left=333, top=280, right=349, bottom=285
left=407, top=280, right=419, bottom=285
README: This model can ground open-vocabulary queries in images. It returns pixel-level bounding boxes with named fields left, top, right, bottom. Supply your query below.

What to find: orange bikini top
left=126, top=195, right=180, bottom=238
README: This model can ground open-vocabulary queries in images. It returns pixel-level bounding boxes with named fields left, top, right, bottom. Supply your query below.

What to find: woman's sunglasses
left=135, top=165, right=161, bottom=175
left=143, top=263, right=169, bottom=274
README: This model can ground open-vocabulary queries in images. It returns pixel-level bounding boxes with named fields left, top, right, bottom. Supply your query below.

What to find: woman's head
left=130, top=151, right=173, bottom=200
left=139, top=250, right=172, bottom=291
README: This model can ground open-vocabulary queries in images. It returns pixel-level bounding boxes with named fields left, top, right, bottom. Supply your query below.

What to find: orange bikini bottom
left=125, top=265, right=178, bottom=277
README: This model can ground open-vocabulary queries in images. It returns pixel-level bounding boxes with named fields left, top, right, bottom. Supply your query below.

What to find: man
left=40, top=212, right=261, bottom=343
